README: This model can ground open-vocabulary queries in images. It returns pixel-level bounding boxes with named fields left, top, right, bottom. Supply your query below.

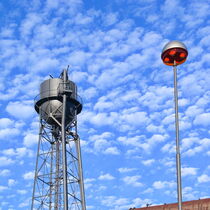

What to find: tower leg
left=75, top=135, right=86, bottom=210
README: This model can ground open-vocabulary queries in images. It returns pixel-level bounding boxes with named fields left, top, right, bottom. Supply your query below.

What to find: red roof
left=129, top=198, right=210, bottom=210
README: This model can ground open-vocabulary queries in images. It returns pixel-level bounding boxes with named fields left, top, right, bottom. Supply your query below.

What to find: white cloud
left=162, top=114, right=174, bottom=125
left=46, top=0, right=59, bottom=9
left=162, top=143, right=175, bottom=155
left=82, top=87, right=98, bottom=100
left=18, top=198, right=30, bottom=208
left=31, top=57, right=60, bottom=73
left=120, top=90, right=141, bottom=102
left=103, top=13, right=118, bottom=26
left=0, top=118, right=22, bottom=140
left=142, top=159, right=155, bottom=166
left=86, top=205, right=95, bottom=209
left=70, top=71, right=88, bottom=83
left=146, top=124, right=165, bottom=133
left=0, top=156, right=15, bottom=166
left=118, top=168, right=137, bottom=173
left=93, top=139, right=109, bottom=151
left=153, top=180, right=176, bottom=189
left=0, top=169, right=10, bottom=177
left=89, top=112, right=118, bottom=127
left=84, top=183, right=93, bottom=190
left=85, top=178, right=96, bottom=183
left=0, top=85, right=19, bottom=101
left=196, top=93, right=210, bottom=107
left=103, top=147, right=120, bottom=155
left=161, top=0, right=183, bottom=18
left=84, top=178, right=96, bottom=190
left=141, top=31, right=162, bottom=48
left=98, top=173, right=115, bottom=180
left=179, top=119, right=191, bottom=131
left=97, top=185, right=107, bottom=192
left=2, top=147, right=33, bottom=158
left=153, top=181, right=165, bottom=189
left=0, top=118, right=13, bottom=128
left=180, top=73, right=204, bottom=96
left=68, top=51, right=91, bottom=67
left=118, top=135, right=143, bottom=147
left=17, top=189, right=27, bottom=195
left=194, top=113, right=210, bottom=126
left=74, top=13, right=93, bottom=25
left=20, top=13, right=42, bottom=38
left=118, top=134, right=167, bottom=152
left=0, top=185, right=8, bottom=192
left=16, top=147, right=33, bottom=157
left=0, top=128, right=20, bottom=140
left=142, top=134, right=167, bottom=152
left=139, top=86, right=173, bottom=110
left=181, top=136, right=199, bottom=150
left=23, top=133, right=38, bottom=147
left=114, top=199, right=130, bottom=207
left=91, top=132, right=113, bottom=141
left=184, top=147, right=202, bottom=157
left=84, top=132, right=117, bottom=153
left=160, top=157, right=175, bottom=168
left=131, top=197, right=152, bottom=208
left=182, top=186, right=197, bottom=200
left=185, top=105, right=203, bottom=118
left=198, top=174, right=210, bottom=183
left=10, top=73, right=42, bottom=98
left=23, top=171, right=34, bottom=180
left=101, top=196, right=129, bottom=208
left=122, top=175, right=143, bottom=187
left=8, top=179, right=17, bottom=187
left=6, top=100, right=35, bottom=120
left=142, top=188, right=154, bottom=194
left=94, top=100, right=114, bottom=111
left=2, top=148, right=16, bottom=156
left=183, top=138, right=210, bottom=156
left=148, top=134, right=166, bottom=144
left=178, top=98, right=189, bottom=107
left=121, top=111, right=150, bottom=126
left=181, top=167, right=198, bottom=177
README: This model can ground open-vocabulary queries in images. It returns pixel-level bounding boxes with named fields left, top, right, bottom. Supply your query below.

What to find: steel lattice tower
left=31, top=69, right=86, bottom=210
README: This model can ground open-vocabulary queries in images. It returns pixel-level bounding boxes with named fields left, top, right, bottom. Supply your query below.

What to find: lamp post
left=161, top=41, right=188, bottom=210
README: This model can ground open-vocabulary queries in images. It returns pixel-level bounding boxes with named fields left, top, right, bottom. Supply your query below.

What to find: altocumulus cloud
left=6, top=101, right=35, bottom=120
left=0, top=0, right=209, bottom=209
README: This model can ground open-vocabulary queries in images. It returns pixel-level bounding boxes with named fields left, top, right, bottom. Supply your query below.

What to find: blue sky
left=0, top=0, right=209, bottom=209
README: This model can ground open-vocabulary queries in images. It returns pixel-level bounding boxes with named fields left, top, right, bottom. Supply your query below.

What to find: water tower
left=31, top=69, right=86, bottom=210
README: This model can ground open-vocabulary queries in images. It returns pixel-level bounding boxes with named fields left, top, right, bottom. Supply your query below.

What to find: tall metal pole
left=31, top=116, right=42, bottom=210
left=75, top=115, right=86, bottom=210
left=55, top=140, right=61, bottom=209
left=173, top=62, right=182, bottom=210
left=49, top=139, right=53, bottom=209
left=161, top=41, right=187, bottom=210
left=62, top=69, right=68, bottom=210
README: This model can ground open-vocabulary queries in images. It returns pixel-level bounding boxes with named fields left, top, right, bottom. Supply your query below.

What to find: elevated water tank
left=35, top=77, right=82, bottom=126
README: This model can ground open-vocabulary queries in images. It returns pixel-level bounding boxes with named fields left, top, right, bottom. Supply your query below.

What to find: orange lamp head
left=161, top=41, right=188, bottom=66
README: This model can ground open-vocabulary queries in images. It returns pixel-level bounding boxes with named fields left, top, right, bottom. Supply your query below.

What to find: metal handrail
left=34, top=89, right=83, bottom=105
